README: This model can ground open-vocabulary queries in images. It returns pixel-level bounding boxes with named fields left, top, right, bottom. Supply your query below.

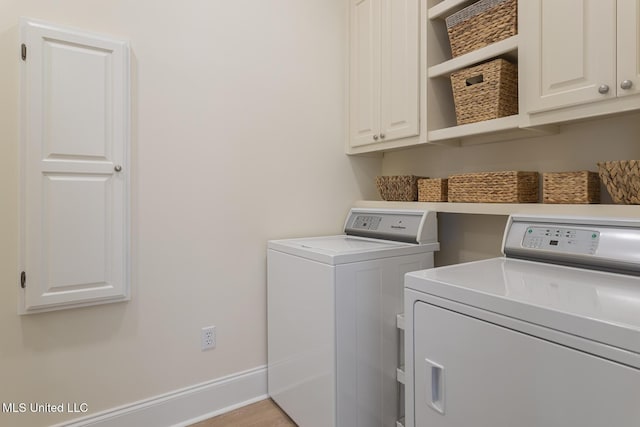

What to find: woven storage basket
left=448, top=171, right=538, bottom=203
left=446, top=0, right=517, bottom=57
left=450, top=58, right=518, bottom=125
left=542, top=171, right=600, bottom=204
left=597, top=160, right=640, bottom=204
left=376, top=175, right=425, bottom=201
left=418, top=178, right=448, bottom=202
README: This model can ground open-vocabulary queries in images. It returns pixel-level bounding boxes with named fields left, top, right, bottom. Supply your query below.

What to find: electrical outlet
left=201, top=326, right=216, bottom=351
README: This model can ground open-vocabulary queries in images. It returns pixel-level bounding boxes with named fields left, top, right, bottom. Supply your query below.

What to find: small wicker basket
left=418, top=178, right=448, bottom=202
left=450, top=58, right=518, bottom=125
left=448, top=171, right=538, bottom=203
left=446, top=0, right=517, bottom=57
left=375, top=175, right=425, bottom=201
left=542, top=171, right=600, bottom=204
left=597, top=160, right=640, bottom=204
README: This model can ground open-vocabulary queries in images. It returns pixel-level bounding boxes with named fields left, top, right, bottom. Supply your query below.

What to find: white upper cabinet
left=380, top=0, right=420, bottom=141
left=618, top=0, right=640, bottom=99
left=350, top=0, right=381, bottom=148
left=521, top=0, right=640, bottom=123
left=348, top=0, right=422, bottom=154
left=522, top=0, right=616, bottom=112
left=20, top=19, right=130, bottom=314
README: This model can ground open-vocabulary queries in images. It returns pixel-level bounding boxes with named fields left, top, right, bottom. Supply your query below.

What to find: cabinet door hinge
left=21, top=43, right=27, bottom=61
left=20, top=271, right=26, bottom=288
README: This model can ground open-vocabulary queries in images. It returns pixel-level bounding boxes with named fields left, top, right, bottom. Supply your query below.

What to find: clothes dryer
left=405, top=215, right=640, bottom=427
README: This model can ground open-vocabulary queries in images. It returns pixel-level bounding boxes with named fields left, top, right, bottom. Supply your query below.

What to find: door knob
left=373, top=134, right=379, bottom=141
left=598, top=84, right=610, bottom=94
left=380, top=133, right=386, bottom=139
left=114, top=165, right=122, bottom=172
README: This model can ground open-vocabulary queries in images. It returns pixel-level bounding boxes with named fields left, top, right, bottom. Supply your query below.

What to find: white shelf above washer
left=354, top=200, right=640, bottom=218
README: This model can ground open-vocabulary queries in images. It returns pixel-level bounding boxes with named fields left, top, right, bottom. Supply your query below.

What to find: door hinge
left=21, top=43, right=26, bottom=61
left=20, top=271, right=26, bottom=288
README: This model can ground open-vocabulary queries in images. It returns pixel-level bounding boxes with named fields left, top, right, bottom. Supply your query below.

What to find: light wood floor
left=189, top=399, right=297, bottom=427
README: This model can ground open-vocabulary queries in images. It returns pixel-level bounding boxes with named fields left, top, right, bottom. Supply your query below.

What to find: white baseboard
left=53, top=366, right=268, bottom=427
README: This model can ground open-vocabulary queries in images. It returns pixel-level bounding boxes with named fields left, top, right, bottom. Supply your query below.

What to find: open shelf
left=354, top=200, right=640, bottom=218
left=427, top=115, right=557, bottom=145
left=428, top=35, right=518, bottom=78
left=428, top=0, right=478, bottom=20
left=425, top=1, right=536, bottom=146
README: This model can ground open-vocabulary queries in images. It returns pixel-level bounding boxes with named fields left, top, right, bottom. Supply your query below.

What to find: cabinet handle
left=621, top=80, right=633, bottom=90
left=598, top=84, right=610, bottom=94
left=380, top=133, right=386, bottom=139
left=114, top=165, right=122, bottom=172
left=373, top=134, right=379, bottom=141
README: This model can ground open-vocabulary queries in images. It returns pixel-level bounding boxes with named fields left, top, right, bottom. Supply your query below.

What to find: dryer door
left=413, top=301, right=640, bottom=427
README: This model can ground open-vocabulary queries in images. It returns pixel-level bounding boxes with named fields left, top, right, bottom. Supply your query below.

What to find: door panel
left=523, top=0, right=616, bottom=113
left=20, top=18, right=130, bottom=313
left=44, top=174, right=110, bottom=290
left=617, top=0, right=640, bottom=98
left=380, top=0, right=419, bottom=140
left=44, top=39, right=112, bottom=159
left=350, top=0, right=381, bottom=147
left=413, top=302, right=640, bottom=427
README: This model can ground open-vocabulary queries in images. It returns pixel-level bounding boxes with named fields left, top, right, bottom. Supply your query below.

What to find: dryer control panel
left=522, top=226, right=600, bottom=255
left=504, top=215, right=640, bottom=274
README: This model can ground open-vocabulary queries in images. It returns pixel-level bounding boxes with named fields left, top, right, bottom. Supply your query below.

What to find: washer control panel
left=522, top=226, right=600, bottom=255
left=352, top=215, right=382, bottom=231
left=344, top=209, right=438, bottom=244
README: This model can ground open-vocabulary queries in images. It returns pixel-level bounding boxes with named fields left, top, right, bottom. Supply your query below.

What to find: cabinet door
left=20, top=19, right=130, bottom=313
left=522, top=0, right=616, bottom=113
left=617, top=0, right=640, bottom=98
left=350, top=0, right=381, bottom=147
left=413, top=302, right=640, bottom=427
left=379, top=0, right=419, bottom=142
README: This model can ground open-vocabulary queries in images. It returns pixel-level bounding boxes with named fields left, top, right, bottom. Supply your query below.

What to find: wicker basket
left=597, top=160, right=640, bottom=204
left=450, top=58, right=518, bottom=125
left=448, top=171, right=538, bottom=203
left=375, top=175, right=425, bottom=201
left=418, top=178, right=448, bottom=202
left=446, top=0, right=517, bottom=57
left=542, top=171, right=600, bottom=204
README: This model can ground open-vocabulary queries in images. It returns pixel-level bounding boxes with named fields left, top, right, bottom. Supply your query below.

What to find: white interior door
left=20, top=18, right=130, bottom=313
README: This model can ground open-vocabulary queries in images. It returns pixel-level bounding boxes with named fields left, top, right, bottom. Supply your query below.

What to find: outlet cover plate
left=201, top=326, right=216, bottom=351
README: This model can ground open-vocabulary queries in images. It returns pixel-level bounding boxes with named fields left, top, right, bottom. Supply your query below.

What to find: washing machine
left=405, top=215, right=640, bottom=427
left=268, top=208, right=439, bottom=427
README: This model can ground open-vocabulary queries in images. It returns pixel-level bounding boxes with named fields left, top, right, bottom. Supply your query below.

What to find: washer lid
left=406, top=257, right=640, bottom=355
left=269, top=235, right=439, bottom=265
left=291, top=235, right=404, bottom=252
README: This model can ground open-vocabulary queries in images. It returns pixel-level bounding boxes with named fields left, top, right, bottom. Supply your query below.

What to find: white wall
left=382, top=112, right=640, bottom=265
left=0, top=1, right=381, bottom=426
